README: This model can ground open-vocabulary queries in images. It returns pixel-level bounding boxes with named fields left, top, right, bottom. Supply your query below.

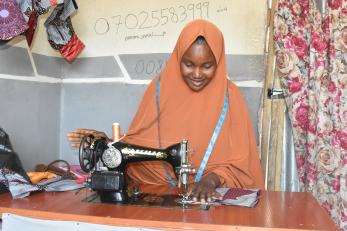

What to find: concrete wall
left=0, top=0, right=267, bottom=169
left=0, top=78, right=60, bottom=170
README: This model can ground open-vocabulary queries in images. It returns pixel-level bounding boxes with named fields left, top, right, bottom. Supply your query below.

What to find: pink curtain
left=274, top=0, right=346, bottom=229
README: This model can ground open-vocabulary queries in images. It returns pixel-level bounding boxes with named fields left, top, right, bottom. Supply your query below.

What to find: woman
left=68, top=19, right=264, bottom=202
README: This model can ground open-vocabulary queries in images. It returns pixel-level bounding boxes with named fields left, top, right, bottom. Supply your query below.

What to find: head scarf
left=124, top=19, right=264, bottom=189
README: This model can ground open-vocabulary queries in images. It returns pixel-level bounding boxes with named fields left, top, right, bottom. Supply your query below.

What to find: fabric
left=181, top=187, right=260, bottom=208
left=27, top=172, right=57, bottom=184
left=17, top=0, right=53, bottom=22
left=16, top=0, right=83, bottom=61
left=0, top=127, right=29, bottom=194
left=274, top=0, right=347, bottom=229
left=60, top=34, right=85, bottom=62
left=0, top=168, right=85, bottom=199
left=215, top=187, right=259, bottom=207
left=43, top=178, right=84, bottom=192
left=0, top=168, right=43, bottom=199
left=0, top=0, right=28, bottom=40
left=0, top=127, right=13, bottom=153
left=17, top=0, right=55, bottom=46
left=44, top=0, right=85, bottom=62
left=24, top=0, right=38, bottom=47
left=124, top=19, right=264, bottom=189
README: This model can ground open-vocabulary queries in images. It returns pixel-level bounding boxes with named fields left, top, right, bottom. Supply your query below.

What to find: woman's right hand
left=67, top=128, right=111, bottom=148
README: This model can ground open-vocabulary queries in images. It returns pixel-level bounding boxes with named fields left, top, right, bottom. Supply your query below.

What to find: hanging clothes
left=44, top=0, right=84, bottom=62
left=0, top=0, right=28, bottom=40
left=2, top=0, right=84, bottom=62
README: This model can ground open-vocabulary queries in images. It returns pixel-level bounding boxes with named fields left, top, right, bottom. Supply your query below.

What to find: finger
left=206, top=191, right=213, bottom=202
left=67, top=132, right=77, bottom=138
left=192, top=189, right=206, bottom=203
left=214, top=191, right=223, bottom=200
left=67, top=132, right=84, bottom=139
left=69, top=140, right=82, bottom=146
left=198, top=191, right=206, bottom=203
left=188, top=182, right=198, bottom=196
left=71, top=143, right=80, bottom=148
left=192, top=184, right=202, bottom=194
left=191, top=188, right=201, bottom=201
left=190, top=190, right=197, bottom=201
left=94, top=132, right=106, bottom=138
left=187, top=188, right=192, bottom=196
left=75, top=128, right=95, bottom=134
left=67, top=137, right=83, bottom=142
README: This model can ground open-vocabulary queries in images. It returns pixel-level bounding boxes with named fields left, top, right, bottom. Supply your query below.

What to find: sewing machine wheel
left=79, top=134, right=96, bottom=173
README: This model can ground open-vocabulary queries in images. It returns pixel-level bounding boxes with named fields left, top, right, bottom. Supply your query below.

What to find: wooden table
left=0, top=186, right=338, bottom=230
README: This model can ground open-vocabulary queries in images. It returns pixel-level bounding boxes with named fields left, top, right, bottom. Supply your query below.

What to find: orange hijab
left=124, top=19, right=264, bottom=189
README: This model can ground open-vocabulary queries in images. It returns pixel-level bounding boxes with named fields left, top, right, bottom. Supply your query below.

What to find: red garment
left=25, top=0, right=37, bottom=47
left=60, top=34, right=85, bottom=62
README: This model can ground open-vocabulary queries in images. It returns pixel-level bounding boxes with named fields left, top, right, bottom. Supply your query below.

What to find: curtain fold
left=274, top=0, right=347, bottom=229
left=280, top=108, right=300, bottom=192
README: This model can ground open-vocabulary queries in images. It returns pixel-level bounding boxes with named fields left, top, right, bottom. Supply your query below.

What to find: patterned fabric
left=59, top=33, right=85, bottom=62
left=0, top=127, right=12, bottom=153
left=24, top=0, right=37, bottom=47
left=44, top=0, right=84, bottom=62
left=274, top=0, right=347, bottom=229
left=0, top=168, right=42, bottom=199
left=16, top=0, right=83, bottom=61
left=221, top=188, right=258, bottom=200
left=0, top=126, right=30, bottom=196
left=0, top=0, right=28, bottom=40
left=0, top=168, right=85, bottom=198
left=215, top=188, right=260, bottom=207
left=17, top=0, right=53, bottom=22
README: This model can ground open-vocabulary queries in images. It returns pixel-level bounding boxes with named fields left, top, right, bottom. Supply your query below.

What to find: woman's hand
left=189, top=172, right=223, bottom=203
left=67, top=128, right=111, bottom=148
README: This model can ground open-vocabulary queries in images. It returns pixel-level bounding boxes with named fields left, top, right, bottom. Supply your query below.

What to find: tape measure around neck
left=194, top=89, right=229, bottom=182
left=156, top=78, right=229, bottom=185
left=156, top=78, right=176, bottom=187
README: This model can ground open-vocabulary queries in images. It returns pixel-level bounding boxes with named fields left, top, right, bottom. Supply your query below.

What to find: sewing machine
left=79, top=135, right=196, bottom=207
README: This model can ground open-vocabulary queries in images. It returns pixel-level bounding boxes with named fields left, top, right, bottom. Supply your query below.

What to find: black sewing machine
left=79, top=135, right=196, bottom=206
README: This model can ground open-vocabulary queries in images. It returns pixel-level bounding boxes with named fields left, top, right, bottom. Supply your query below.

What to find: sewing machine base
left=82, top=192, right=210, bottom=210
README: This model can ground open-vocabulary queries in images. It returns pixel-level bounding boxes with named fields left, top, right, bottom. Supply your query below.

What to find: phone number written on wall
left=94, top=2, right=210, bottom=37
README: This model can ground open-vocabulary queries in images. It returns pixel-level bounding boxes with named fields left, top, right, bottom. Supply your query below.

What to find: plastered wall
left=0, top=0, right=267, bottom=169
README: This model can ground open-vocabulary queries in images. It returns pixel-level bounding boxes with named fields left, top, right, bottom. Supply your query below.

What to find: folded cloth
left=179, top=187, right=260, bottom=208
left=43, top=178, right=84, bottom=192
left=37, top=176, right=85, bottom=192
left=27, top=171, right=57, bottom=184
left=0, top=168, right=85, bottom=199
left=214, top=187, right=260, bottom=207
left=0, top=168, right=43, bottom=199
left=44, top=0, right=85, bottom=62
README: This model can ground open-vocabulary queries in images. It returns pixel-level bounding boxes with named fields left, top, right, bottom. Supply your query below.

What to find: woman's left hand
left=189, top=172, right=223, bottom=203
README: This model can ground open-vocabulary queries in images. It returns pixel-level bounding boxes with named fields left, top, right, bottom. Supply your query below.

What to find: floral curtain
left=274, top=0, right=347, bottom=229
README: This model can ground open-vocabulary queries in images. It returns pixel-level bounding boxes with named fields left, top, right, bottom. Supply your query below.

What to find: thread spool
left=112, top=123, right=121, bottom=141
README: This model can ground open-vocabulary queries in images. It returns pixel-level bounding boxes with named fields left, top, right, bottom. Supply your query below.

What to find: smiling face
left=180, top=38, right=217, bottom=91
